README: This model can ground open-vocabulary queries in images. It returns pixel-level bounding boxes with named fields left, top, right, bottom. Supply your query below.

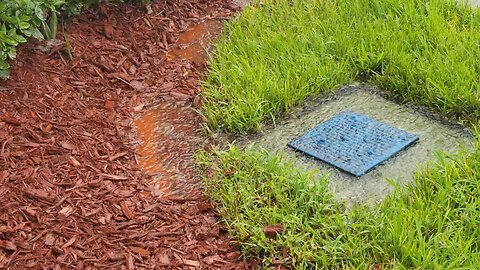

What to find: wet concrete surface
left=464, top=0, right=480, bottom=7
left=240, top=83, right=473, bottom=203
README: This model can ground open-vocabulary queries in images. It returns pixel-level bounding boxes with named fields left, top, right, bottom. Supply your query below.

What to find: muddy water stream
left=167, top=20, right=223, bottom=66
left=134, top=20, right=223, bottom=199
left=134, top=102, right=204, bottom=199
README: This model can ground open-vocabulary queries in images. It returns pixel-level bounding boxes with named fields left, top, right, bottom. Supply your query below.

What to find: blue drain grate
left=288, top=112, right=419, bottom=176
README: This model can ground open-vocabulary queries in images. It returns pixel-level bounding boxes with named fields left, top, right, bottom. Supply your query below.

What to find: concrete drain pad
left=288, top=112, right=419, bottom=176
left=242, top=83, right=472, bottom=203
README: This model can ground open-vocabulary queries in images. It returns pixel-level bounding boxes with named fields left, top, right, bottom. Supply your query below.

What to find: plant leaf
left=0, top=69, right=10, bottom=80
left=30, top=28, right=44, bottom=40
left=7, top=47, right=16, bottom=59
left=35, top=6, right=45, bottom=20
left=48, top=11, right=58, bottom=39
left=0, top=60, right=9, bottom=70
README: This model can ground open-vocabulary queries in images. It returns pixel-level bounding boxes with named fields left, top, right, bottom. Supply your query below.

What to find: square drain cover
left=288, top=112, right=419, bottom=176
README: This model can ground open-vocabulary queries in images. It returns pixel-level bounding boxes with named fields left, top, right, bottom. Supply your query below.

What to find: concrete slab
left=242, top=83, right=473, bottom=203
left=464, top=0, right=480, bottom=7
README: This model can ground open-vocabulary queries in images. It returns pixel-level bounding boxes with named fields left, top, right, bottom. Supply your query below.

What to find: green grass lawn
left=199, top=144, right=480, bottom=269
left=200, top=0, right=480, bottom=268
left=203, top=0, right=480, bottom=133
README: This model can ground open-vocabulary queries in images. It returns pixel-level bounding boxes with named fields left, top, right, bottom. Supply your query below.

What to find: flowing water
left=166, top=20, right=223, bottom=66
left=134, top=102, right=204, bottom=199
left=233, top=0, right=251, bottom=8
left=134, top=20, right=223, bottom=199
left=240, top=83, right=473, bottom=203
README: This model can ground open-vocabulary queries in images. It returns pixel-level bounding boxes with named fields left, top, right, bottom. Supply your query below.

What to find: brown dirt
left=0, top=0, right=252, bottom=269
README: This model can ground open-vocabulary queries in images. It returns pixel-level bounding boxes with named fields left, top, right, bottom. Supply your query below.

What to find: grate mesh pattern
left=288, top=112, right=419, bottom=176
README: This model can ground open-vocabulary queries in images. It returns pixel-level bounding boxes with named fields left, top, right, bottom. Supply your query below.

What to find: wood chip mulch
left=0, top=0, right=251, bottom=269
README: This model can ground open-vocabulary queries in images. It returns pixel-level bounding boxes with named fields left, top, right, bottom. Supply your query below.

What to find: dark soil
left=0, top=0, right=251, bottom=269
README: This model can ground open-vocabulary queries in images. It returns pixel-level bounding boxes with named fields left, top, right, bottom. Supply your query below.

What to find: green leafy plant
left=0, top=0, right=64, bottom=79
left=0, top=0, right=150, bottom=80
left=42, top=7, right=58, bottom=39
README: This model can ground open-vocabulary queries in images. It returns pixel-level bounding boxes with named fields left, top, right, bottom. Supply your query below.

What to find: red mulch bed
left=0, top=0, right=250, bottom=269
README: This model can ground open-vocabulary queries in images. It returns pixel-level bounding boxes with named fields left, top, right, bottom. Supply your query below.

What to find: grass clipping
left=203, top=0, right=480, bottom=133
left=200, top=144, right=480, bottom=269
